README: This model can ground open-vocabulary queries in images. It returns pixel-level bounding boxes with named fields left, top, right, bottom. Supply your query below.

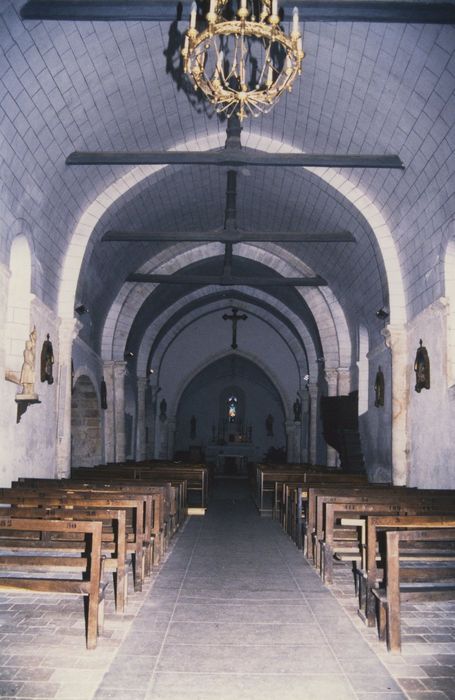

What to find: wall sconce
left=376, top=307, right=389, bottom=320
left=75, top=304, right=89, bottom=315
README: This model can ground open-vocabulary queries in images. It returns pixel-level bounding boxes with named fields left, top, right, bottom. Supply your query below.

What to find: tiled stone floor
left=0, top=479, right=453, bottom=699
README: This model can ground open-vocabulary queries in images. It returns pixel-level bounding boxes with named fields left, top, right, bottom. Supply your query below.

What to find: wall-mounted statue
left=159, top=398, right=167, bottom=422
left=265, top=413, right=274, bottom=437
left=40, top=334, right=54, bottom=384
left=414, top=339, right=430, bottom=393
left=19, top=327, right=37, bottom=397
left=100, top=377, right=107, bottom=409
left=374, top=366, right=384, bottom=407
left=293, top=396, right=302, bottom=421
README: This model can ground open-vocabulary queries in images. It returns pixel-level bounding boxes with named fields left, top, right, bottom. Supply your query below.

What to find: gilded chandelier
left=182, top=0, right=304, bottom=121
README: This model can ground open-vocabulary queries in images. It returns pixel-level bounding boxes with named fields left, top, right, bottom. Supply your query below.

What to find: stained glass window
left=227, top=395, right=238, bottom=422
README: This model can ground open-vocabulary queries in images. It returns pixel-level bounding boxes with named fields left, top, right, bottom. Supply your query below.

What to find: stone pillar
left=167, top=417, right=176, bottom=460
left=0, top=263, right=11, bottom=374
left=337, top=367, right=351, bottom=396
left=135, top=377, right=148, bottom=461
left=382, top=325, right=410, bottom=485
left=285, top=419, right=298, bottom=463
left=298, top=387, right=310, bottom=462
left=147, top=385, right=160, bottom=458
left=324, top=368, right=339, bottom=467
left=308, top=384, right=318, bottom=464
left=103, top=360, right=127, bottom=463
left=56, top=317, right=82, bottom=478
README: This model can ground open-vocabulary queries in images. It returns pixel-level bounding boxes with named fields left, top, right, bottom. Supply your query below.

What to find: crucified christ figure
left=222, top=307, right=248, bottom=350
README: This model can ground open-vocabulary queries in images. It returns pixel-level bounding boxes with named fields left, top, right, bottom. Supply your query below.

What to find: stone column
left=285, top=419, right=298, bottom=463
left=382, top=325, right=410, bottom=485
left=56, top=317, right=82, bottom=478
left=324, top=368, right=339, bottom=467
left=167, top=418, right=176, bottom=460
left=103, top=360, right=127, bottom=463
left=147, top=385, right=160, bottom=458
left=308, top=384, right=318, bottom=464
left=135, top=377, right=148, bottom=461
left=298, top=387, right=310, bottom=462
left=337, top=367, right=351, bottom=396
left=0, top=262, right=10, bottom=374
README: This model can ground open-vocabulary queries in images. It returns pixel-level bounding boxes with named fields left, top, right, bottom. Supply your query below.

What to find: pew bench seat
left=0, top=517, right=107, bottom=649
left=371, top=528, right=455, bottom=652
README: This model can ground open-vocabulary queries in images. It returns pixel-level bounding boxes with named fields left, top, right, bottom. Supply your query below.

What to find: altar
left=205, top=443, right=256, bottom=475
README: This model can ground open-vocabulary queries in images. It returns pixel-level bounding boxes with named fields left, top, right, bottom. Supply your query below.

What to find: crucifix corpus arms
left=223, top=307, right=248, bottom=350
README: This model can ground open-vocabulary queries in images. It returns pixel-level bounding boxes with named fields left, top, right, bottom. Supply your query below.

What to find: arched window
left=227, top=395, right=238, bottom=422
left=5, top=235, right=32, bottom=375
left=444, top=237, right=455, bottom=387
left=357, top=324, right=369, bottom=415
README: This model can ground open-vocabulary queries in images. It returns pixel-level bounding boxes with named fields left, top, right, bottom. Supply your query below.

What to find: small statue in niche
left=19, top=326, right=37, bottom=397
left=414, top=339, right=430, bottom=393
left=374, top=365, right=385, bottom=407
left=159, top=398, right=167, bottom=422
left=265, top=413, right=274, bottom=437
left=40, top=334, right=54, bottom=384
left=293, top=396, right=302, bottom=421
left=190, top=415, right=196, bottom=439
left=100, top=377, right=107, bottom=410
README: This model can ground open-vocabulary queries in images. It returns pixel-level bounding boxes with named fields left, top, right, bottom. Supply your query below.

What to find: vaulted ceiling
left=2, top=1, right=454, bottom=385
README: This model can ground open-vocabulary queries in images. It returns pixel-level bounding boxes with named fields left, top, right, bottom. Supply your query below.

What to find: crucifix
left=223, top=307, right=248, bottom=350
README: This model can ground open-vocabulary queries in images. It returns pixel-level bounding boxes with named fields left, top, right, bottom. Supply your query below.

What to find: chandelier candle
left=182, top=0, right=304, bottom=121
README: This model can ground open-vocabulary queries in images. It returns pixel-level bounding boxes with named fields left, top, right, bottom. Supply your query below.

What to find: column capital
left=382, top=323, right=407, bottom=351
left=137, top=376, right=149, bottom=390
left=104, top=360, right=128, bottom=377
left=324, top=368, right=339, bottom=391
left=59, top=317, right=83, bottom=343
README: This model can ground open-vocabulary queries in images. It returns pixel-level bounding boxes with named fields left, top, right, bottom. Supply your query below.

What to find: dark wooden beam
left=102, top=229, right=356, bottom=243
left=127, top=273, right=327, bottom=286
left=21, top=1, right=455, bottom=25
left=66, top=151, right=404, bottom=169
left=21, top=1, right=183, bottom=21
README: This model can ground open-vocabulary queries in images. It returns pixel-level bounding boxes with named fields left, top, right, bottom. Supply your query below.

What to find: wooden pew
left=255, top=464, right=368, bottom=517
left=0, top=516, right=106, bottom=649
left=0, top=488, right=147, bottom=594
left=373, top=526, right=455, bottom=652
left=15, top=478, right=168, bottom=568
left=307, top=485, right=424, bottom=564
left=0, top=504, right=128, bottom=613
left=285, top=479, right=391, bottom=553
left=72, top=462, right=208, bottom=514
left=319, top=493, right=455, bottom=585
left=70, top=468, right=187, bottom=530
left=364, top=513, right=455, bottom=627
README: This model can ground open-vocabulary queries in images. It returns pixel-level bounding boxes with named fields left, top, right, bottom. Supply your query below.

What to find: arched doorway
left=71, top=375, right=102, bottom=467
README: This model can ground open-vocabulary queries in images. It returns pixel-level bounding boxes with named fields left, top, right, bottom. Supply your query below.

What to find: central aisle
left=95, top=479, right=405, bottom=700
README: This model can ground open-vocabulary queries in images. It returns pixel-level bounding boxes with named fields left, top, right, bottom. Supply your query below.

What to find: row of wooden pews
left=0, top=461, right=209, bottom=649
left=259, top=464, right=455, bottom=653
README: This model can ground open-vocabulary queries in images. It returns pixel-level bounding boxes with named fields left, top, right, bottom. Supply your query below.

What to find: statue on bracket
left=265, top=413, right=274, bottom=437
left=19, top=326, right=38, bottom=398
left=40, top=334, right=54, bottom=384
left=414, top=339, right=430, bottom=393
left=293, top=396, right=302, bottom=421
left=16, top=326, right=40, bottom=422
left=100, top=377, right=107, bottom=410
left=159, top=398, right=167, bottom=422
left=374, top=366, right=384, bottom=407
